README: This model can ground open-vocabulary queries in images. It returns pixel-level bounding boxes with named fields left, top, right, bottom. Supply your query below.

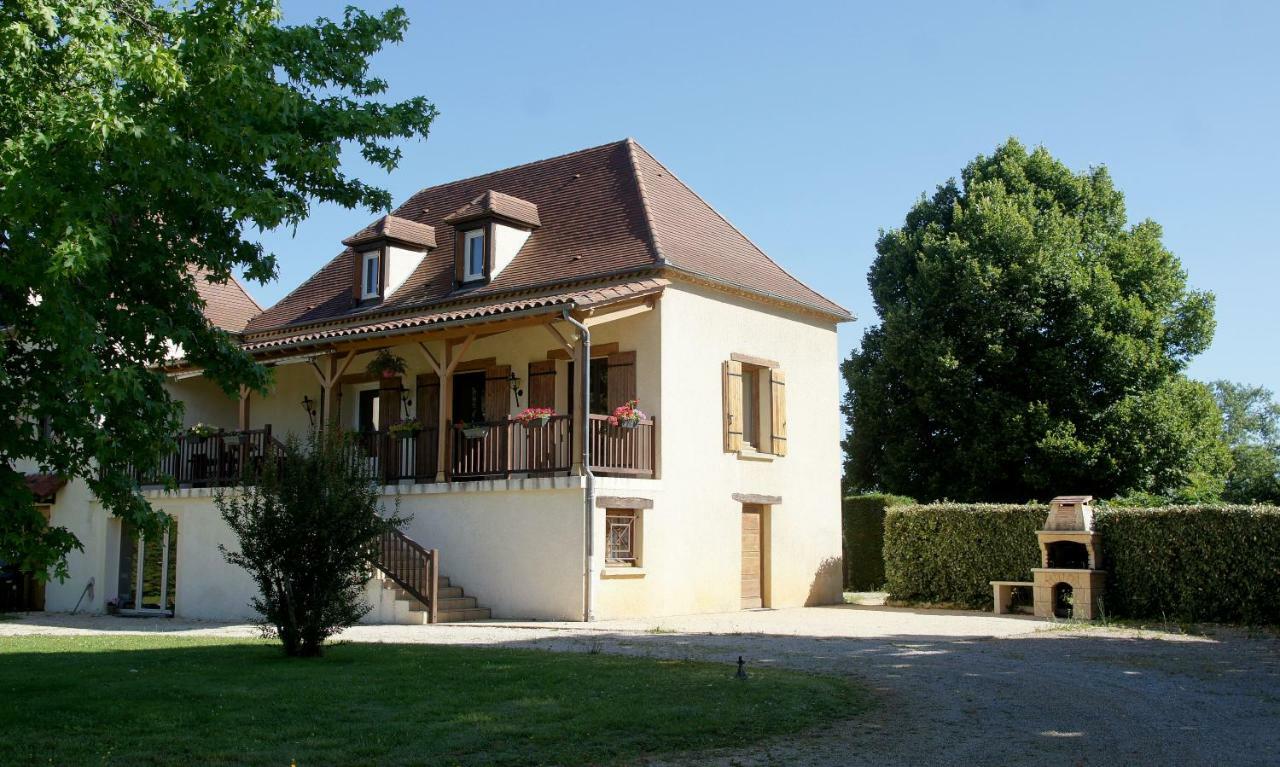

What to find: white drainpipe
left=561, top=308, right=596, bottom=622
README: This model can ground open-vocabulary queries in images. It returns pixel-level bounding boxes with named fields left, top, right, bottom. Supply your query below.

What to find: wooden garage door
left=741, top=506, right=763, bottom=609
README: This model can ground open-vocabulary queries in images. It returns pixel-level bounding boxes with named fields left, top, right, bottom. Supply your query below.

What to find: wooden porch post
left=238, top=385, right=252, bottom=471
left=308, top=351, right=356, bottom=428
left=433, top=334, right=476, bottom=482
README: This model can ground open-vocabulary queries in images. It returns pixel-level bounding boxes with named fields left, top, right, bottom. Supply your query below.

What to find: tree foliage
left=1211, top=381, right=1280, bottom=503
left=843, top=139, right=1227, bottom=502
left=0, top=1, right=435, bottom=576
left=218, top=431, right=403, bottom=657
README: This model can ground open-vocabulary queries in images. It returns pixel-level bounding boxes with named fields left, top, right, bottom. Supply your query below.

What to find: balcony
left=361, top=414, right=656, bottom=483
left=130, top=427, right=283, bottom=488
left=134, top=416, right=656, bottom=489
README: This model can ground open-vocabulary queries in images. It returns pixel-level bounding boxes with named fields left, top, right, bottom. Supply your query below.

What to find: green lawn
left=0, top=635, right=867, bottom=766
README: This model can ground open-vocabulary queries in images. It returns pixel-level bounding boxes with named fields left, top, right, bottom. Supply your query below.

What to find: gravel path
left=5, top=607, right=1277, bottom=766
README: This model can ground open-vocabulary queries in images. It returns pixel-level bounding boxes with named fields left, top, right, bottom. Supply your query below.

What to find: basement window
left=605, top=510, right=639, bottom=566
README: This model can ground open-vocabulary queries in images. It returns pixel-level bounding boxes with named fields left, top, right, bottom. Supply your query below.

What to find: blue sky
left=261, top=0, right=1280, bottom=392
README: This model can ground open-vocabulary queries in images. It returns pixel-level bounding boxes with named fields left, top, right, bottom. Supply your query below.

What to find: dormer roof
left=442, top=190, right=541, bottom=229
left=342, top=214, right=436, bottom=249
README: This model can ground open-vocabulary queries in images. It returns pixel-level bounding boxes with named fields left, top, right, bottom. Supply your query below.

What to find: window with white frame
left=463, top=228, right=485, bottom=281
left=361, top=250, right=381, bottom=299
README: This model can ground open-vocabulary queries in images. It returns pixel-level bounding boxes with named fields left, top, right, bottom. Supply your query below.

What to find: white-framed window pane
left=465, top=229, right=485, bottom=278
left=362, top=252, right=380, bottom=297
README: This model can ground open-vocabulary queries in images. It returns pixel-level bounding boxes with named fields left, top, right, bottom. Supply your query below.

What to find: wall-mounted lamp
left=508, top=371, right=524, bottom=407
left=301, top=395, right=317, bottom=428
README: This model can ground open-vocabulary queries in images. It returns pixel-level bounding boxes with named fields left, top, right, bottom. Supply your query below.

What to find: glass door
left=117, top=518, right=178, bottom=615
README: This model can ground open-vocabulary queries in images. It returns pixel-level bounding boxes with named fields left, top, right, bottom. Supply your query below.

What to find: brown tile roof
left=190, top=267, right=263, bottom=333
left=342, top=215, right=436, bottom=249
left=242, top=278, right=668, bottom=353
left=246, top=139, right=847, bottom=338
left=24, top=473, right=66, bottom=501
left=443, top=190, right=541, bottom=228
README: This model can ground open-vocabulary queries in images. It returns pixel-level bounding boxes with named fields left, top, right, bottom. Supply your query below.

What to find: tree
left=218, top=431, right=403, bottom=657
left=1211, top=381, right=1280, bottom=503
left=0, top=1, right=436, bottom=577
left=843, top=139, right=1228, bottom=502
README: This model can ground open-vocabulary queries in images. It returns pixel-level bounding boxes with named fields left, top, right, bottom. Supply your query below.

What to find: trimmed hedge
left=884, top=504, right=1045, bottom=608
left=1094, top=506, right=1280, bottom=624
left=884, top=503, right=1280, bottom=623
left=842, top=494, right=913, bottom=590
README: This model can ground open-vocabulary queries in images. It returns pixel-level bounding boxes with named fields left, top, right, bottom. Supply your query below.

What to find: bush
left=883, top=504, right=1044, bottom=608
left=883, top=502, right=1280, bottom=623
left=218, top=430, right=403, bottom=656
left=1094, top=505, right=1280, bottom=624
left=842, top=494, right=913, bottom=590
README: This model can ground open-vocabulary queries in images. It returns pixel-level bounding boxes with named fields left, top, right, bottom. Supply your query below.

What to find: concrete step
left=437, top=606, right=491, bottom=623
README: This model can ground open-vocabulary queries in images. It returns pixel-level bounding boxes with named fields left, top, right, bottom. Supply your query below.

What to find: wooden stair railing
left=373, top=527, right=439, bottom=624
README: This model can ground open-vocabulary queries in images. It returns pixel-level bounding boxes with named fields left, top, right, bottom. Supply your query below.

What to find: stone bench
left=990, top=580, right=1034, bottom=615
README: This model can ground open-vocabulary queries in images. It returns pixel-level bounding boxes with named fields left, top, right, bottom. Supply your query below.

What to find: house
left=36, top=139, right=852, bottom=623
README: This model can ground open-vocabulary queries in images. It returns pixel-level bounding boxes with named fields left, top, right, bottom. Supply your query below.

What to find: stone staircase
left=377, top=574, right=492, bottom=624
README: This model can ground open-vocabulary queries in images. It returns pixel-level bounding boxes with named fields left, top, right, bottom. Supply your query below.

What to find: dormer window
left=463, top=229, right=486, bottom=282
left=444, top=190, right=540, bottom=289
left=361, top=250, right=381, bottom=299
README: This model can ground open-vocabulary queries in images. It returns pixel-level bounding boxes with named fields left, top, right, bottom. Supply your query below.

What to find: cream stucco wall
left=591, top=283, right=843, bottom=620
left=38, top=282, right=842, bottom=623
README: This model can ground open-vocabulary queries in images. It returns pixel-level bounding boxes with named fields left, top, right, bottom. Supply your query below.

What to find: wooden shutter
left=606, top=351, right=636, bottom=409
left=352, top=250, right=364, bottom=301
left=769, top=368, right=787, bottom=456
left=723, top=360, right=744, bottom=452
left=379, top=375, right=400, bottom=426
left=484, top=365, right=511, bottom=422
left=415, top=373, right=441, bottom=478
left=416, top=373, right=440, bottom=428
left=527, top=360, right=556, bottom=410
left=453, top=230, right=466, bottom=286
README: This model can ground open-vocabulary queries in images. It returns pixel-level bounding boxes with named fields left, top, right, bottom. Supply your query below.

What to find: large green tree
left=1211, top=381, right=1280, bottom=503
left=0, top=1, right=436, bottom=576
left=843, top=139, right=1228, bottom=502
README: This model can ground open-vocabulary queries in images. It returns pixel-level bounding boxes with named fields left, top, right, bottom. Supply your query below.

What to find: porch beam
left=580, top=299, right=654, bottom=328
left=542, top=321, right=576, bottom=356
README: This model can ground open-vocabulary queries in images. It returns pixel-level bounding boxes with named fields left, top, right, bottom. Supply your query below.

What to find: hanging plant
left=515, top=407, right=555, bottom=426
left=388, top=420, right=421, bottom=437
left=365, top=349, right=407, bottom=379
left=608, top=400, right=646, bottom=429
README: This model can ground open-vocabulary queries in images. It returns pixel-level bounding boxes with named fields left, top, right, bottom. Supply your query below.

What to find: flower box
left=462, top=426, right=489, bottom=439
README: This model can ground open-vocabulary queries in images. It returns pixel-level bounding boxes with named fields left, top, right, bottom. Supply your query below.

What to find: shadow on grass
left=0, top=635, right=868, bottom=767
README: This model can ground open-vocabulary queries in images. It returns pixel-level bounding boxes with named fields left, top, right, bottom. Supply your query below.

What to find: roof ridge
left=396, top=139, right=631, bottom=211
left=625, top=138, right=666, bottom=265
left=628, top=140, right=847, bottom=315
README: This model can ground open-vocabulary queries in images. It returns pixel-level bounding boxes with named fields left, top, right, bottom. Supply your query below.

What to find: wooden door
left=741, top=506, right=763, bottom=609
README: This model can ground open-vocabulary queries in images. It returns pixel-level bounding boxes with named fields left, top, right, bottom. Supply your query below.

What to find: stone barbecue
left=1032, top=495, right=1105, bottom=619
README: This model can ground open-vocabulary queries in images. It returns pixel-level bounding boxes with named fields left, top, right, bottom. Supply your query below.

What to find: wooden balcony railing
left=448, top=415, right=574, bottom=480
left=130, top=415, right=657, bottom=489
left=587, top=415, right=656, bottom=477
left=131, top=427, right=283, bottom=488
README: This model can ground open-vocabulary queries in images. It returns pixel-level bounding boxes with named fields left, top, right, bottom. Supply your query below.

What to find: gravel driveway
left=5, top=606, right=1277, bottom=766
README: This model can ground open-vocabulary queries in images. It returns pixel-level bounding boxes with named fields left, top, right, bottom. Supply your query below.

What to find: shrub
left=218, top=430, right=404, bottom=657
left=883, top=504, right=1044, bottom=608
left=1094, top=505, right=1280, bottom=624
left=842, top=494, right=913, bottom=590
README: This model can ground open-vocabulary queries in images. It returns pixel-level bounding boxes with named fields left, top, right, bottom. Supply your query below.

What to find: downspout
left=562, top=307, right=596, bottom=622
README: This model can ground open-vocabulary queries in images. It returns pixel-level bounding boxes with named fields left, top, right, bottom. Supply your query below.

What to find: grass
left=0, top=635, right=868, bottom=766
